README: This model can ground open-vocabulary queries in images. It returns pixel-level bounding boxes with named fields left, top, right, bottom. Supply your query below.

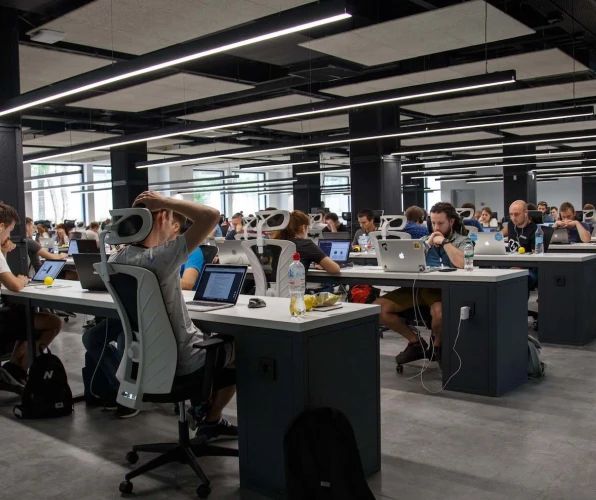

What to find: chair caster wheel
left=396, top=364, right=403, bottom=374
left=197, top=484, right=211, bottom=498
left=125, top=451, right=139, bottom=464
left=119, top=481, right=133, bottom=494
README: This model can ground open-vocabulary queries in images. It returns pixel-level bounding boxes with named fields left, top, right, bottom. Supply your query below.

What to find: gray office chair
left=95, top=208, right=237, bottom=498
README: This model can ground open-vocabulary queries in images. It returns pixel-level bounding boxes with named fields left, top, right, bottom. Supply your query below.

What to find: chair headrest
left=456, top=208, right=474, bottom=220
left=256, top=210, right=290, bottom=232
left=104, top=208, right=153, bottom=245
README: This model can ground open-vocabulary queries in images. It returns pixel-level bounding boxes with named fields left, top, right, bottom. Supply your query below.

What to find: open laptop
left=216, top=240, right=249, bottom=265
left=320, top=231, right=350, bottom=241
left=550, top=228, right=570, bottom=244
left=72, top=253, right=106, bottom=291
left=375, top=239, right=428, bottom=273
left=470, top=232, right=507, bottom=255
left=39, top=237, right=55, bottom=249
left=68, top=239, right=99, bottom=256
left=26, top=259, right=66, bottom=286
left=186, top=264, right=247, bottom=312
left=318, top=240, right=351, bottom=268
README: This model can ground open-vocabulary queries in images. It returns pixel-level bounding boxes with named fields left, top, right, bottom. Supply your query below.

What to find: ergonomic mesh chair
left=94, top=208, right=237, bottom=498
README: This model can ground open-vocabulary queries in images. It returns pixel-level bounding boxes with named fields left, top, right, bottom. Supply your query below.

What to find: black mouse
left=248, top=298, right=266, bottom=309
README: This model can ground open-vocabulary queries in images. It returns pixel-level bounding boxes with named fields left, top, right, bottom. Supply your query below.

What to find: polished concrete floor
left=1, top=313, right=596, bottom=500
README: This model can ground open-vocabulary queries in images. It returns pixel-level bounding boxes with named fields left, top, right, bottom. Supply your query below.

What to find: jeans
left=528, top=268, right=538, bottom=295
left=82, top=318, right=124, bottom=391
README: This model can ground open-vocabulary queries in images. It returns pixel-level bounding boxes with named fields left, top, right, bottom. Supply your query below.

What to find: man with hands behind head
left=553, top=202, right=591, bottom=243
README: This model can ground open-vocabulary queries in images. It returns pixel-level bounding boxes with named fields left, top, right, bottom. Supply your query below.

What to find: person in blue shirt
left=402, top=206, right=429, bottom=239
left=537, top=201, right=555, bottom=223
left=460, top=202, right=483, bottom=232
left=171, top=212, right=205, bottom=290
left=553, top=202, right=591, bottom=243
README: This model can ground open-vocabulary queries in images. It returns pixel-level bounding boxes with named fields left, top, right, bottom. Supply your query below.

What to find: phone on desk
left=438, top=267, right=457, bottom=272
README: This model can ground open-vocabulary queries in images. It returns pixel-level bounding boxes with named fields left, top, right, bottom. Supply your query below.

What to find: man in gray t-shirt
left=111, top=192, right=238, bottom=440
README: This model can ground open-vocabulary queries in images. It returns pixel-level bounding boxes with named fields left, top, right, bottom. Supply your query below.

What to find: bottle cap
left=293, top=252, right=300, bottom=260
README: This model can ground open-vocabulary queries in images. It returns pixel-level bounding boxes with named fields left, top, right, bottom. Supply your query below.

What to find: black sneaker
left=0, top=362, right=27, bottom=390
left=196, top=418, right=238, bottom=441
left=115, top=403, right=141, bottom=419
left=395, top=337, right=429, bottom=366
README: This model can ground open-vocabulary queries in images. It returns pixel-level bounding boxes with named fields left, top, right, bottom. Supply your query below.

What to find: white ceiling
left=562, top=141, right=596, bottom=148
left=23, top=130, right=118, bottom=147
left=35, top=0, right=315, bottom=55
left=264, top=114, right=349, bottom=133
left=401, top=131, right=500, bottom=146
left=179, top=94, right=322, bottom=122
left=324, top=49, right=585, bottom=97
left=164, top=142, right=246, bottom=155
left=403, top=80, right=596, bottom=116
left=23, top=146, right=53, bottom=155
left=67, top=73, right=252, bottom=112
left=503, top=118, right=596, bottom=136
left=19, top=44, right=113, bottom=94
left=147, top=138, right=193, bottom=148
left=299, top=0, right=533, bottom=66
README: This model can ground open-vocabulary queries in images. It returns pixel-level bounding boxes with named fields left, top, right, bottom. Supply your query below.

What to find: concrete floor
left=1, top=313, right=596, bottom=500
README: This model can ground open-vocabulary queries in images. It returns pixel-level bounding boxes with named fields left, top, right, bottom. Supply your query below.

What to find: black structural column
left=503, top=144, right=537, bottom=214
left=349, top=104, right=401, bottom=219
left=402, top=177, right=425, bottom=209
left=582, top=177, right=596, bottom=207
left=110, top=143, right=148, bottom=209
left=292, top=153, right=321, bottom=213
left=0, top=7, right=28, bottom=275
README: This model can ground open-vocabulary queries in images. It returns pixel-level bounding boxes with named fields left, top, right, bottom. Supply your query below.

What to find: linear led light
left=175, top=178, right=297, bottom=194
left=410, top=172, right=477, bottom=179
left=148, top=174, right=239, bottom=187
left=532, top=164, right=596, bottom=174
left=25, top=180, right=111, bottom=193
left=296, top=168, right=351, bottom=175
left=178, top=187, right=295, bottom=196
left=537, top=179, right=559, bottom=183
left=536, top=170, right=596, bottom=177
left=72, top=187, right=113, bottom=194
left=24, top=170, right=83, bottom=182
left=442, top=176, right=501, bottom=183
left=2, top=12, right=351, bottom=118
left=466, top=179, right=503, bottom=184
left=238, top=161, right=318, bottom=171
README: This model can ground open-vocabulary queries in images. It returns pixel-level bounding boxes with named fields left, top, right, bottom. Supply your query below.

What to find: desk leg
left=24, top=299, right=36, bottom=368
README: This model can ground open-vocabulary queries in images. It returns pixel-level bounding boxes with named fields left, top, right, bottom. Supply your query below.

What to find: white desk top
left=308, top=266, right=528, bottom=283
left=350, top=252, right=375, bottom=259
left=474, top=252, right=596, bottom=262
left=548, top=243, right=596, bottom=251
left=1, top=281, right=379, bottom=333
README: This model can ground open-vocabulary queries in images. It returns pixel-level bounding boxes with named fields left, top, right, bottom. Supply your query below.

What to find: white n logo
left=44, top=371, right=53, bottom=380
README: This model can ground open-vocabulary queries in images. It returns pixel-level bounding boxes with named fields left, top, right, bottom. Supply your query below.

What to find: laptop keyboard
left=188, top=300, right=220, bottom=307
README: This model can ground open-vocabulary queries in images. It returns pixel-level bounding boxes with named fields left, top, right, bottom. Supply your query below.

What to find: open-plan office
left=2, top=1, right=596, bottom=499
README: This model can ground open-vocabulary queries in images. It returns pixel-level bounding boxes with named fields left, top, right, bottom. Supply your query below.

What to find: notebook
left=72, top=253, right=106, bottom=291
left=68, top=239, right=99, bottom=256
left=318, top=240, right=351, bottom=268
left=26, top=260, right=66, bottom=286
left=186, top=264, right=247, bottom=312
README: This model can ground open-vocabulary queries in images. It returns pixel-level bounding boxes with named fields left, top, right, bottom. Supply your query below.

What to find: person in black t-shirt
left=24, top=217, right=65, bottom=274
left=322, top=212, right=348, bottom=233
left=500, top=200, right=538, bottom=291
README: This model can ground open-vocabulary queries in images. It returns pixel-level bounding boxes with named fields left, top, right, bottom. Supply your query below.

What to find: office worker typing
left=553, top=202, right=591, bottom=243
left=374, top=202, right=470, bottom=366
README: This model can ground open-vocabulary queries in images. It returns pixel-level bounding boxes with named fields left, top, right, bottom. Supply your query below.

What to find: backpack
left=14, top=345, right=73, bottom=419
left=284, top=407, right=375, bottom=500
left=347, top=285, right=379, bottom=305
left=528, top=335, right=546, bottom=379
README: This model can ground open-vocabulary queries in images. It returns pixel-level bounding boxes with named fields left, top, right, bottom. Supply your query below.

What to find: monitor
left=318, top=240, right=351, bottom=263
left=575, top=210, right=584, bottom=222
left=372, top=210, right=384, bottom=225
left=342, top=212, right=352, bottom=222
left=492, top=211, right=498, bottom=220
left=528, top=210, right=544, bottom=225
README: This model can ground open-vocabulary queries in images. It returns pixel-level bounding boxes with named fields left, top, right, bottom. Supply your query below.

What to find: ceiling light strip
left=237, top=161, right=318, bottom=171
left=25, top=180, right=111, bottom=193
left=147, top=174, right=239, bottom=187
left=72, top=187, right=114, bottom=194
left=296, top=168, right=351, bottom=175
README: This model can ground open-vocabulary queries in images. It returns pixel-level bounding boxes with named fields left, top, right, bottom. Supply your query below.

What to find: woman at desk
left=479, top=207, right=498, bottom=228
left=55, top=223, right=69, bottom=248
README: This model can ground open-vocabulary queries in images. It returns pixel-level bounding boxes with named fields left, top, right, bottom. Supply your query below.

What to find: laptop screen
left=33, top=260, right=65, bottom=281
left=318, top=240, right=351, bottom=263
left=68, top=239, right=98, bottom=255
left=193, top=265, right=247, bottom=304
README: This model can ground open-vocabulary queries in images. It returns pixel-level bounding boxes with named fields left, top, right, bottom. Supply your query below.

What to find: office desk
left=304, top=267, right=529, bottom=397
left=474, top=253, right=596, bottom=345
left=547, top=243, right=596, bottom=253
left=2, top=282, right=380, bottom=499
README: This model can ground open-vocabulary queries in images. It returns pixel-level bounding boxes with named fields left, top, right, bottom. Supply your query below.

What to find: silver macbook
left=186, top=264, right=247, bottom=312
left=216, top=240, right=249, bottom=265
left=470, top=232, right=507, bottom=255
left=39, top=237, right=55, bottom=249
left=26, top=259, right=66, bottom=285
left=550, top=228, right=570, bottom=244
left=375, top=239, right=428, bottom=273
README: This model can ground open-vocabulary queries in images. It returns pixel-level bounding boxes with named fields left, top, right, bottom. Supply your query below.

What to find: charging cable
left=89, top=319, right=110, bottom=400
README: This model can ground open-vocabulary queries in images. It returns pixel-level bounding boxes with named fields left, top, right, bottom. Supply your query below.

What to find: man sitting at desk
left=0, top=204, right=62, bottom=393
left=110, top=192, right=237, bottom=439
left=352, top=208, right=377, bottom=248
left=323, top=212, right=348, bottom=233
left=373, top=202, right=469, bottom=366
left=24, top=217, right=65, bottom=274
left=553, top=202, right=591, bottom=243
left=403, top=205, right=429, bottom=239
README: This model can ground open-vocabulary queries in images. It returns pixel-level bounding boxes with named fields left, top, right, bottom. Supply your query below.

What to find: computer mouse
left=248, top=298, right=267, bottom=309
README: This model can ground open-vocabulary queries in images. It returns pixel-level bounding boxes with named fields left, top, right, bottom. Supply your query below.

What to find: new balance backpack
left=284, top=407, right=376, bottom=500
left=14, top=345, right=73, bottom=419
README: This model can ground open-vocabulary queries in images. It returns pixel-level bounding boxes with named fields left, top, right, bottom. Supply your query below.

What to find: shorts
left=381, top=287, right=442, bottom=311
left=0, top=305, right=39, bottom=342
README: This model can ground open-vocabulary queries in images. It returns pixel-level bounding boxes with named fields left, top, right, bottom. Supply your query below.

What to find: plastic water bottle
left=53, top=240, right=59, bottom=255
left=288, top=252, right=306, bottom=317
left=464, top=242, right=474, bottom=272
left=535, top=225, right=544, bottom=255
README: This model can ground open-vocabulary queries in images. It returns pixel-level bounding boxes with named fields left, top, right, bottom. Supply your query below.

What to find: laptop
left=216, top=240, right=249, bottom=265
left=320, top=231, right=350, bottom=241
left=186, top=264, right=247, bottom=312
left=26, top=259, right=66, bottom=286
left=318, top=240, right=351, bottom=268
left=550, top=228, right=570, bottom=244
left=72, top=253, right=107, bottom=291
left=375, top=239, right=428, bottom=273
left=39, top=237, right=55, bottom=249
left=482, top=226, right=500, bottom=233
left=68, top=239, right=99, bottom=256
left=470, top=232, right=507, bottom=255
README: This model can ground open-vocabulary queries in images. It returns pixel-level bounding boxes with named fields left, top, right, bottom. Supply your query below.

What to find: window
left=425, top=176, right=442, bottom=209
left=91, top=166, right=112, bottom=222
left=30, top=164, right=84, bottom=222
left=192, top=170, right=224, bottom=214
left=321, top=174, right=350, bottom=215
left=228, top=172, right=265, bottom=216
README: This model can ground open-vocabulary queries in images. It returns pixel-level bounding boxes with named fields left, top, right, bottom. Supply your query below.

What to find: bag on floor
left=14, top=345, right=73, bottom=419
left=347, top=285, right=379, bottom=304
left=284, top=407, right=375, bottom=500
left=528, top=335, right=546, bottom=379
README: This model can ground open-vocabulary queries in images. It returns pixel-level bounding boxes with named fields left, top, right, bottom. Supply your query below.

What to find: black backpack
left=14, top=346, right=74, bottom=419
left=284, top=407, right=376, bottom=500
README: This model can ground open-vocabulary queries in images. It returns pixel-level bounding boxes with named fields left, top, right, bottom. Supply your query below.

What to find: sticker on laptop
left=469, top=233, right=478, bottom=242
left=413, top=242, right=421, bottom=249
left=495, top=233, right=503, bottom=241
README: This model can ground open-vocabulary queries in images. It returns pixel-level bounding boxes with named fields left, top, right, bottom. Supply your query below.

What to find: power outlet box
left=463, top=302, right=475, bottom=318
left=259, top=358, right=276, bottom=381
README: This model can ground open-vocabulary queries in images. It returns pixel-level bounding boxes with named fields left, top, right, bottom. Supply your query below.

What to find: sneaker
left=115, top=404, right=140, bottom=419
left=0, top=362, right=27, bottom=390
left=196, top=418, right=238, bottom=441
left=395, top=337, right=429, bottom=366
left=102, top=390, right=119, bottom=411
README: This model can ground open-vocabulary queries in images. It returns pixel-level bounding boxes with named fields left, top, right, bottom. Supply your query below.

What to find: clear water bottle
left=535, top=225, right=544, bottom=255
left=53, top=240, right=59, bottom=255
left=464, top=242, right=474, bottom=272
left=288, top=252, right=306, bottom=317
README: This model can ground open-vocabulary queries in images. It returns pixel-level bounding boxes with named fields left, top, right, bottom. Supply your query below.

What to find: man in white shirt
left=0, top=203, right=62, bottom=393
left=85, top=222, right=100, bottom=245
left=110, top=192, right=237, bottom=440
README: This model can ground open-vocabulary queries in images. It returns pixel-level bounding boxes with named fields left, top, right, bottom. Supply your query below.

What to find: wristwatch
left=441, top=239, right=451, bottom=247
